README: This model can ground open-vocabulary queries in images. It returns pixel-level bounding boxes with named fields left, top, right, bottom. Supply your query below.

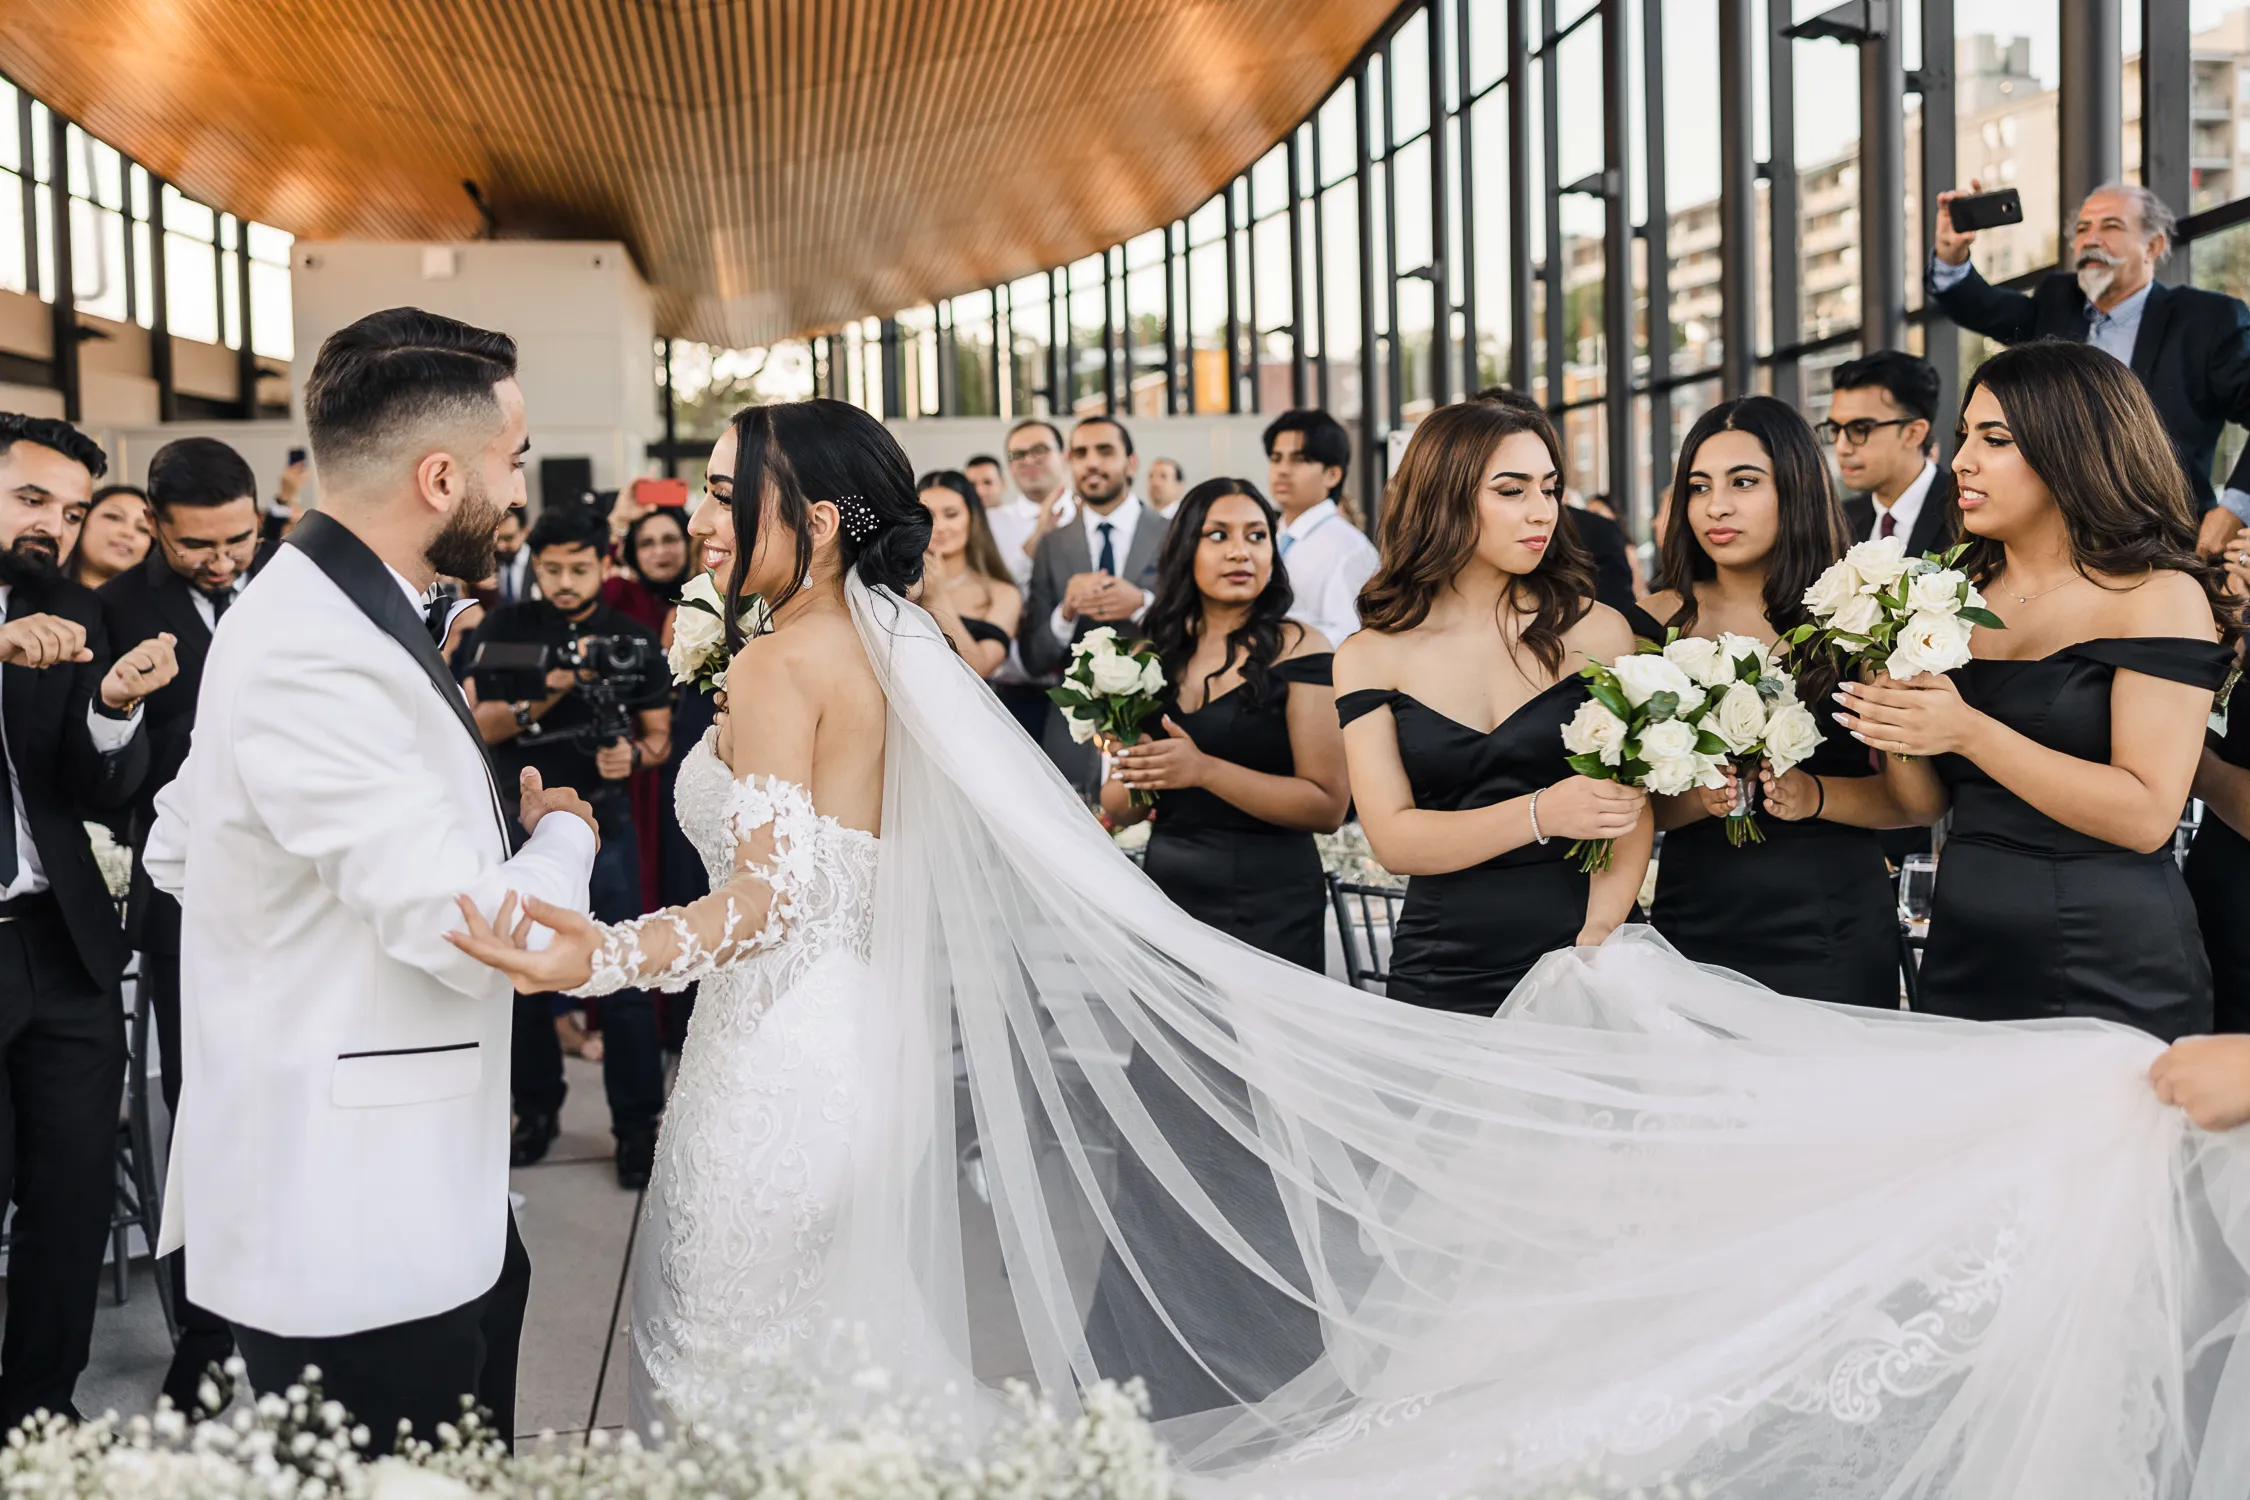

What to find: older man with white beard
left=1930, top=180, right=2250, bottom=556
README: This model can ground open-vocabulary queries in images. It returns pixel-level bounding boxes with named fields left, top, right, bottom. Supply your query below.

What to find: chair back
left=1328, top=875, right=1406, bottom=993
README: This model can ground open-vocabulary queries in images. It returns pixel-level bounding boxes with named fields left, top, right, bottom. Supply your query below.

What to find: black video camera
left=469, top=633, right=666, bottom=772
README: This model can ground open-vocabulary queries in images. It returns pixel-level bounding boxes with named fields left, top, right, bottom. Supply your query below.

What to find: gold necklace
left=1999, top=572, right=2078, bottom=605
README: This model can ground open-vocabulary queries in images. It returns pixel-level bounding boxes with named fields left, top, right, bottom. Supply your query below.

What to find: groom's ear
left=412, top=447, right=467, bottom=517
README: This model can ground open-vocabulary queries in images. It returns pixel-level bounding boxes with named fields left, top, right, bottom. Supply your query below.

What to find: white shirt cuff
left=2222, top=488, right=2250, bottom=526
left=523, top=800, right=599, bottom=871
left=1928, top=254, right=1973, bottom=292
left=1050, top=604, right=1073, bottom=646
left=86, top=703, right=142, bottom=754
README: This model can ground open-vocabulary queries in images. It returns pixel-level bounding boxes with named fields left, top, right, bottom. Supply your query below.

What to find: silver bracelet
left=1527, top=788, right=1549, bottom=845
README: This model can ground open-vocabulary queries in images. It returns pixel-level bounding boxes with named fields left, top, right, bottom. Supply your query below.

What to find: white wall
left=885, top=414, right=1283, bottom=492
left=289, top=241, right=660, bottom=500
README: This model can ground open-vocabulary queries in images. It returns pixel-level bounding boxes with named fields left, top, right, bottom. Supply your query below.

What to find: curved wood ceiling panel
left=0, top=0, right=1396, bottom=346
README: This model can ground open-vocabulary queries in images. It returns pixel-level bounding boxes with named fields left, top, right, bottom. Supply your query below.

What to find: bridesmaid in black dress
left=1630, top=395, right=1909, bottom=1008
left=1332, top=398, right=1648, bottom=1015
left=1101, top=478, right=1351, bottom=969
left=2185, top=539, right=2250, bottom=1033
left=1837, top=342, right=2238, bottom=1040
left=1084, top=477, right=1347, bottom=1419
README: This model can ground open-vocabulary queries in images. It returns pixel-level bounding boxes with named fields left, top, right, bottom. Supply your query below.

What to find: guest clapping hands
left=1100, top=479, right=1346, bottom=971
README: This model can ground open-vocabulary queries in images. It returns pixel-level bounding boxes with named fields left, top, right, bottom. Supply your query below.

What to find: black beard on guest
left=425, top=473, right=507, bottom=583
left=0, top=535, right=62, bottom=587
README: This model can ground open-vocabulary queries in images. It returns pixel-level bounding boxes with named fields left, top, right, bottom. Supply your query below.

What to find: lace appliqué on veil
left=570, top=774, right=844, bottom=997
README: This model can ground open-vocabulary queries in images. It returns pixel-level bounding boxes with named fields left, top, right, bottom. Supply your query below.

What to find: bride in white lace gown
left=453, top=401, right=2250, bottom=1499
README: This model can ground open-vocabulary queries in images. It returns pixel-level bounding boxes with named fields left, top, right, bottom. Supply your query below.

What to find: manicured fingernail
left=1849, top=730, right=1868, bottom=742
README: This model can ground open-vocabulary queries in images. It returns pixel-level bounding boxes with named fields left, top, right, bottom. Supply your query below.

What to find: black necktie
left=1096, top=521, right=1117, bottom=576
left=203, top=586, right=233, bottom=621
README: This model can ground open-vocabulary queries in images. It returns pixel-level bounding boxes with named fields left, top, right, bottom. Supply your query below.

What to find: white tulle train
left=622, top=577, right=2250, bottom=1500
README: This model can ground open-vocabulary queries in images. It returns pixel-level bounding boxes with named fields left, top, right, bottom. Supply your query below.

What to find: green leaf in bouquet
left=1957, top=605, right=2005, bottom=629
left=1936, top=541, right=1971, bottom=567
left=1564, top=752, right=1614, bottom=779
left=1619, top=755, right=1652, bottom=782
left=1050, top=685, right=1093, bottom=711
left=1693, top=730, right=1729, bottom=756
left=1645, top=689, right=1681, bottom=722
left=1586, top=678, right=1633, bottom=722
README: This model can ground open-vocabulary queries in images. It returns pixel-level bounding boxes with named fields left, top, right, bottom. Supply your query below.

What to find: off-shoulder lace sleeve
left=568, top=774, right=823, bottom=996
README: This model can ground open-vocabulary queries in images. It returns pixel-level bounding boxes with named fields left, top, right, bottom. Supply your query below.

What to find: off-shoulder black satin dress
left=2185, top=660, right=2250, bottom=1033
left=1140, top=655, right=1334, bottom=971
left=1625, top=611, right=1899, bottom=1008
left=1336, top=679, right=1591, bottom=1014
left=1085, top=654, right=1334, bottom=1419
left=1921, top=637, right=2232, bottom=1040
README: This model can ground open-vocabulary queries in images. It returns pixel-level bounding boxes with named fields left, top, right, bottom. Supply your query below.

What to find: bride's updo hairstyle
left=1356, top=398, right=1594, bottom=674
left=721, top=398, right=933, bottom=647
left=1954, top=341, right=2237, bottom=647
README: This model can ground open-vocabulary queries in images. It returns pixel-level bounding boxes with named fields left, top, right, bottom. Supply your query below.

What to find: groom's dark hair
left=303, top=308, right=517, bottom=489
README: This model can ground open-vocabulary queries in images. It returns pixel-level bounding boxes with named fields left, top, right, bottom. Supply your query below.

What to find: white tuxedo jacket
left=147, top=519, right=595, bottom=1337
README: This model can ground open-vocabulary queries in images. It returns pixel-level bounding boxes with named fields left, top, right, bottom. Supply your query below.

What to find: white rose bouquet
left=1788, top=540, right=2002, bottom=759
left=1050, top=628, right=1168, bottom=806
left=1662, top=631, right=1821, bottom=846
left=1557, top=643, right=1729, bottom=872
left=668, top=571, right=771, bottom=692
left=1791, top=539, right=2002, bottom=678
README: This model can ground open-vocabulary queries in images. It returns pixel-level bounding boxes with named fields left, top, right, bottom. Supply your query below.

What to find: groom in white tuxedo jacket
left=145, top=308, right=597, bottom=1450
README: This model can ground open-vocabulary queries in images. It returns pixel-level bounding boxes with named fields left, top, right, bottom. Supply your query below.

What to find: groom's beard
left=426, top=477, right=507, bottom=583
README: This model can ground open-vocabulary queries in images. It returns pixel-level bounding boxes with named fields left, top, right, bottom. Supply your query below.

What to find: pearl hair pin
left=834, top=494, right=883, bottom=542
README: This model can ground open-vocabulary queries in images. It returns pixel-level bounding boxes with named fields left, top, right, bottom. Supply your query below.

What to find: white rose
left=1761, top=699, right=1823, bottom=775
left=1638, top=716, right=1700, bottom=762
left=1662, top=635, right=1733, bottom=690
left=1608, top=653, right=1707, bottom=714
left=1135, top=655, right=1167, bottom=695
left=1960, top=579, right=1990, bottom=615
left=1066, top=709, right=1099, bottom=743
left=1560, top=699, right=1630, bottom=766
left=667, top=604, right=725, bottom=684
left=1088, top=650, right=1145, bottom=695
left=1802, top=558, right=1862, bottom=620
left=1644, top=750, right=1725, bottom=796
left=1710, top=681, right=1768, bottom=755
left=678, top=570, right=725, bottom=613
left=1886, top=609, right=1976, bottom=679
left=1843, top=534, right=1910, bottom=591
left=1826, top=590, right=1885, bottom=641
left=1905, top=567, right=1968, bottom=616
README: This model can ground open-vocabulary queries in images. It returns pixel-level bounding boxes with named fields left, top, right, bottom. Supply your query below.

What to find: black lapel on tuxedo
left=2129, top=283, right=2173, bottom=384
left=285, top=511, right=507, bottom=838
left=145, top=551, right=211, bottom=649
left=1842, top=494, right=1875, bottom=541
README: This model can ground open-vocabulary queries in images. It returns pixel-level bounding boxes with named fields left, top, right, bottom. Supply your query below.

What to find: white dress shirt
left=988, top=490, right=1076, bottom=591
left=1866, top=460, right=1939, bottom=545
left=1276, top=499, right=1379, bottom=645
left=0, top=583, right=143, bottom=899
left=1048, top=492, right=1152, bottom=646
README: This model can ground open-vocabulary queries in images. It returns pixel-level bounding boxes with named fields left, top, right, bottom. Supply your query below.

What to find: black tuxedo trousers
left=230, top=1213, right=531, bottom=1453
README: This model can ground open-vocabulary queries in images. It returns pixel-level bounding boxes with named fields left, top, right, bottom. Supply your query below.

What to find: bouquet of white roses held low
left=1050, top=627, right=1168, bottom=806
left=1789, top=537, right=2003, bottom=679
left=1657, top=631, right=1824, bottom=846
left=83, top=822, right=132, bottom=901
left=1557, top=644, right=1730, bottom=873
left=667, top=571, right=772, bottom=692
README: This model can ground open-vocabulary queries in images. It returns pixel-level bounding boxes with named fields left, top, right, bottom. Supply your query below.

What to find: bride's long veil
left=839, top=578, right=2250, bottom=1498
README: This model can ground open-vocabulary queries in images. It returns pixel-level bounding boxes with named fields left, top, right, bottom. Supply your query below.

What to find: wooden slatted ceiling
left=0, top=0, right=1396, bottom=347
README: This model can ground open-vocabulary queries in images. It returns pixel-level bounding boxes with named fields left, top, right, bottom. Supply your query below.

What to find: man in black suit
left=1825, top=351, right=1960, bottom=559
left=0, top=412, right=176, bottom=1424
left=96, top=435, right=259, bottom=1410
left=1020, top=416, right=1168, bottom=790
left=1930, top=180, right=2250, bottom=555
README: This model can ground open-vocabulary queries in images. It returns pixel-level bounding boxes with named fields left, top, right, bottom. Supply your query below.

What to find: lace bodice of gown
left=572, top=728, right=877, bottom=998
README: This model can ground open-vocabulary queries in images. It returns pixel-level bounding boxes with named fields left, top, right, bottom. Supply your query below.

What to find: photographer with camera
left=466, top=505, right=671, bottom=1187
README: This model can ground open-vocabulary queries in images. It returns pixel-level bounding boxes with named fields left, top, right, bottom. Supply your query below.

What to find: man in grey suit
left=1020, top=415, right=1168, bottom=788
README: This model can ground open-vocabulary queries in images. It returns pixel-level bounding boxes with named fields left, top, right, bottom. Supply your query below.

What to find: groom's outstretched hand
left=446, top=891, right=600, bottom=994
left=517, top=767, right=599, bottom=843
